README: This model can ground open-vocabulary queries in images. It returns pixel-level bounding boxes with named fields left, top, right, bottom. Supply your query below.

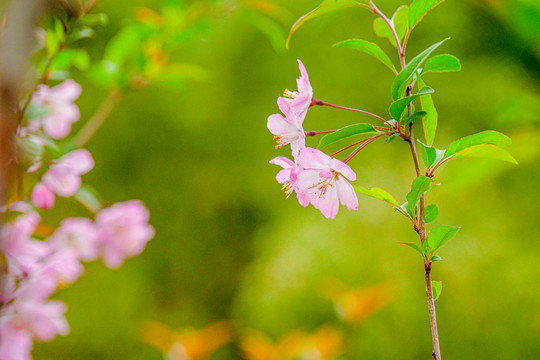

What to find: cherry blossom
left=96, top=200, right=155, bottom=268
left=41, top=149, right=94, bottom=198
left=29, top=79, right=82, bottom=139
left=295, top=148, right=358, bottom=219
left=47, top=218, right=99, bottom=261
left=269, top=156, right=310, bottom=207
left=267, top=97, right=306, bottom=156
left=31, top=183, right=55, bottom=209
left=282, top=59, right=314, bottom=120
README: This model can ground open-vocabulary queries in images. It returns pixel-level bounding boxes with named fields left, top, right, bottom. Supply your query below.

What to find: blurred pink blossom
left=96, top=200, right=155, bottom=268
left=295, top=148, right=358, bottom=219
left=0, top=324, right=33, bottom=360
left=47, top=218, right=99, bottom=261
left=41, top=149, right=94, bottom=198
left=31, top=182, right=55, bottom=209
left=29, top=79, right=81, bottom=139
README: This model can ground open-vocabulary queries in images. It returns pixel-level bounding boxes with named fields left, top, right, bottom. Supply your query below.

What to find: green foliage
left=424, top=204, right=439, bottom=223
left=406, top=176, right=434, bottom=216
left=431, top=255, right=443, bottom=262
left=426, top=225, right=460, bottom=253
left=74, top=184, right=103, bottom=214
left=445, top=130, right=512, bottom=157
left=401, top=241, right=425, bottom=257
left=432, top=280, right=442, bottom=301
left=318, top=124, right=378, bottom=148
left=354, top=185, right=400, bottom=206
left=389, top=86, right=434, bottom=121
left=423, top=54, right=461, bottom=74
left=416, top=75, right=438, bottom=145
left=404, top=111, right=426, bottom=126
left=408, top=0, right=446, bottom=30
left=418, top=141, right=444, bottom=168
left=391, top=39, right=448, bottom=100
left=373, top=5, right=408, bottom=46
left=287, top=0, right=369, bottom=48
left=448, top=144, right=518, bottom=165
left=333, top=39, right=397, bottom=74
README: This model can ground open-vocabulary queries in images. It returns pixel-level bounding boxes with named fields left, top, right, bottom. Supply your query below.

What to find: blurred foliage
left=24, top=0, right=540, bottom=359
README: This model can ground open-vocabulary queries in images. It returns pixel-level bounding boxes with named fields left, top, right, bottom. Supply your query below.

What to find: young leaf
left=418, top=141, right=436, bottom=167
left=401, top=242, right=425, bottom=257
left=408, top=0, right=445, bottom=30
left=391, top=38, right=448, bottom=100
left=417, top=75, right=438, bottom=145
left=318, top=124, right=378, bottom=148
left=404, top=111, right=427, bottom=126
left=287, top=0, right=369, bottom=48
left=389, top=86, right=434, bottom=121
left=445, top=130, right=512, bottom=157
left=333, top=39, right=397, bottom=74
left=431, top=255, right=443, bottom=262
left=423, top=54, right=461, bottom=74
left=448, top=144, right=518, bottom=165
left=373, top=5, right=408, bottom=46
left=432, top=280, right=442, bottom=301
left=424, top=204, right=439, bottom=223
left=385, top=133, right=400, bottom=143
left=74, top=184, right=103, bottom=214
left=427, top=225, right=460, bottom=252
left=406, top=176, right=434, bottom=215
left=354, top=185, right=400, bottom=206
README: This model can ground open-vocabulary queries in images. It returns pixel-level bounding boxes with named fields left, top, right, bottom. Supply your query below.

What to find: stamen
left=283, top=89, right=297, bottom=99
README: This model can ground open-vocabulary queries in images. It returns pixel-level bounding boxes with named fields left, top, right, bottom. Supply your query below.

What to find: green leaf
left=418, top=141, right=444, bottom=168
left=424, top=204, right=439, bottom=223
left=287, top=0, right=369, bottom=48
left=432, top=280, right=442, bottom=301
left=318, top=124, right=378, bottom=148
left=406, top=176, right=434, bottom=215
left=385, top=133, right=400, bottom=143
left=389, top=86, right=434, bottom=121
left=333, top=39, right=396, bottom=74
left=391, top=39, right=447, bottom=100
left=74, top=184, right=103, bottom=214
left=431, top=255, right=443, bottom=262
left=78, top=13, right=109, bottom=27
left=51, top=49, right=91, bottom=71
left=445, top=131, right=512, bottom=158
left=373, top=5, right=408, bottom=46
left=408, top=0, right=445, bottom=29
left=25, top=103, right=51, bottom=119
left=401, top=242, right=425, bottom=257
left=404, top=111, right=427, bottom=127
left=423, top=54, right=461, bottom=73
left=354, top=185, right=400, bottom=206
left=449, top=144, right=518, bottom=165
left=427, top=225, right=460, bottom=252
left=417, top=75, right=438, bottom=145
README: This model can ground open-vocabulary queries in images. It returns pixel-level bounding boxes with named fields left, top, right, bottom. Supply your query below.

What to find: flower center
left=283, top=89, right=298, bottom=99
left=281, top=180, right=294, bottom=198
left=309, top=171, right=339, bottom=199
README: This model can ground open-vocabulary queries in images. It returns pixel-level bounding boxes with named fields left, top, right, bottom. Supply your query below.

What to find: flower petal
left=330, top=158, right=356, bottom=181
left=337, top=177, right=358, bottom=211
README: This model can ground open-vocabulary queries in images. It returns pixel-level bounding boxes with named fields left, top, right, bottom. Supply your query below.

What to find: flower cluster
left=268, top=61, right=358, bottom=219
left=0, top=79, right=155, bottom=360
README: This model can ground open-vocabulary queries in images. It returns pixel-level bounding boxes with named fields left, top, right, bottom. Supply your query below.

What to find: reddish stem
left=305, top=130, right=336, bottom=137
left=343, top=133, right=388, bottom=163
left=314, top=99, right=391, bottom=127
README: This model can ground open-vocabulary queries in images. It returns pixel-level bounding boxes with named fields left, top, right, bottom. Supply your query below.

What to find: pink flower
left=282, top=59, right=314, bottom=120
left=1, top=299, right=69, bottom=342
left=47, top=218, right=99, bottom=261
left=29, top=79, right=81, bottom=139
left=269, top=156, right=310, bottom=206
left=267, top=97, right=306, bottom=156
left=295, top=148, right=358, bottom=219
left=31, top=182, right=55, bottom=209
left=96, top=200, right=155, bottom=269
left=0, top=207, right=48, bottom=277
left=41, top=149, right=94, bottom=198
left=0, top=324, right=33, bottom=360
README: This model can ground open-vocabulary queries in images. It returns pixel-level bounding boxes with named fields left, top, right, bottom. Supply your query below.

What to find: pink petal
left=311, top=185, right=340, bottom=219
left=61, top=149, right=94, bottom=174
left=42, top=115, right=74, bottom=139
left=296, top=148, right=331, bottom=170
left=330, top=158, right=356, bottom=181
left=52, top=79, right=82, bottom=101
left=337, top=178, right=358, bottom=211
left=43, top=165, right=81, bottom=197
left=269, top=156, right=295, bottom=169
left=267, top=113, right=298, bottom=136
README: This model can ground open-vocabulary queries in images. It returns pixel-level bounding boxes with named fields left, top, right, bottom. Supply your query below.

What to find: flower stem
left=314, top=99, right=392, bottom=126
left=305, top=130, right=336, bottom=137
left=343, top=133, right=387, bottom=163
left=73, top=89, right=122, bottom=147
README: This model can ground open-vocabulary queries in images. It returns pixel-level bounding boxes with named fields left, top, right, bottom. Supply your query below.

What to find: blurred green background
left=29, top=0, right=540, bottom=358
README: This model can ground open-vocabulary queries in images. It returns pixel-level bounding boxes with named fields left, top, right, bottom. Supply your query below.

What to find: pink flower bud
left=31, top=183, right=55, bottom=209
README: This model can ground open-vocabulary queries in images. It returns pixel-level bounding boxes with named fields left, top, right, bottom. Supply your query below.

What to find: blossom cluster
left=0, top=80, right=155, bottom=360
left=267, top=61, right=358, bottom=219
